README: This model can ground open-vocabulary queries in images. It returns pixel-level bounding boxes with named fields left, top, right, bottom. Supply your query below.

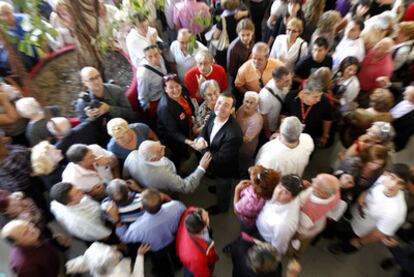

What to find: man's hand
left=192, top=137, right=208, bottom=151
left=84, top=107, right=100, bottom=120
left=287, top=259, right=301, bottom=274
left=53, top=233, right=71, bottom=248
left=106, top=201, right=120, bottom=223
left=199, top=151, right=212, bottom=170
left=126, top=179, right=143, bottom=192
left=98, top=102, right=110, bottom=116
left=137, top=243, right=151, bottom=256
left=382, top=236, right=399, bottom=248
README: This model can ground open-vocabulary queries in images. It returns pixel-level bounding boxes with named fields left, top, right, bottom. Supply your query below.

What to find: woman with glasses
left=193, top=80, right=221, bottom=135
left=157, top=74, right=196, bottom=165
left=270, top=17, right=308, bottom=71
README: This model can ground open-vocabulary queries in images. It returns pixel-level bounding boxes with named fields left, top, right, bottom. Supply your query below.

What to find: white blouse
left=269, top=35, right=308, bottom=70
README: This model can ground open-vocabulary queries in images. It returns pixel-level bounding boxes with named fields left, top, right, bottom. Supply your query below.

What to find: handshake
left=186, top=137, right=209, bottom=152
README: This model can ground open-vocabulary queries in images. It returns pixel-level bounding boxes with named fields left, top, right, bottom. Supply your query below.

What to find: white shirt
left=351, top=175, right=407, bottom=237
left=391, top=100, right=414, bottom=119
left=255, top=134, right=314, bottom=177
left=258, top=79, right=289, bottom=132
left=126, top=27, right=163, bottom=67
left=392, top=40, right=414, bottom=71
left=256, top=197, right=300, bottom=254
left=332, top=37, right=365, bottom=71
left=269, top=35, right=308, bottom=70
left=51, top=196, right=112, bottom=241
left=62, top=145, right=114, bottom=192
left=210, top=117, right=228, bottom=143
left=170, top=40, right=207, bottom=83
left=337, top=76, right=360, bottom=105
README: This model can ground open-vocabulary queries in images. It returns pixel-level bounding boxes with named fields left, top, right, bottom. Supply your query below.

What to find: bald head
left=80, top=66, right=103, bottom=96
left=404, top=86, right=414, bottom=103
left=138, top=140, right=165, bottom=161
left=312, top=173, right=340, bottom=199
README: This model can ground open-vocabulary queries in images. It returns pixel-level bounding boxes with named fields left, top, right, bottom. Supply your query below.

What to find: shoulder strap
left=392, top=42, right=414, bottom=60
left=142, top=64, right=165, bottom=77
left=189, top=233, right=210, bottom=254
left=264, top=86, right=284, bottom=106
left=295, top=41, right=305, bottom=65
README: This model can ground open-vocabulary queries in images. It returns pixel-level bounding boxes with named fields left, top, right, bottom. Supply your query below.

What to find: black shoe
left=328, top=242, right=358, bottom=255
left=208, top=186, right=216, bottom=194
left=380, top=258, right=395, bottom=270
left=206, top=205, right=223, bottom=215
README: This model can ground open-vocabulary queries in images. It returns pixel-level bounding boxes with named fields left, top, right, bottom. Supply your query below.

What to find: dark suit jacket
left=199, top=114, right=243, bottom=178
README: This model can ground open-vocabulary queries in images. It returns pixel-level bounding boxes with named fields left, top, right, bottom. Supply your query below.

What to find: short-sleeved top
left=294, top=55, right=333, bottom=80
left=107, top=123, right=150, bottom=161
left=282, top=90, right=333, bottom=140
left=351, top=175, right=407, bottom=237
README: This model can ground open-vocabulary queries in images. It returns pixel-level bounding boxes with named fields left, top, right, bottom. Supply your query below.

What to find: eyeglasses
left=287, top=28, right=299, bottom=33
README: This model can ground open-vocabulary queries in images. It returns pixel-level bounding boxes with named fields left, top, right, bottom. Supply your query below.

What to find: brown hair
left=398, top=21, right=414, bottom=41
left=236, top=18, right=255, bottom=33
left=249, top=165, right=280, bottom=200
left=360, top=144, right=388, bottom=166
left=369, top=88, right=394, bottom=112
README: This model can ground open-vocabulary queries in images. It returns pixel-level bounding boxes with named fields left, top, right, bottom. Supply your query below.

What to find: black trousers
left=249, top=0, right=270, bottom=42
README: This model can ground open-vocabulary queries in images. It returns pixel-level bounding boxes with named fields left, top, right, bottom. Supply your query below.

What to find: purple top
left=10, top=240, right=61, bottom=277
left=234, top=185, right=266, bottom=226
left=173, top=0, right=211, bottom=34
left=335, top=0, right=352, bottom=17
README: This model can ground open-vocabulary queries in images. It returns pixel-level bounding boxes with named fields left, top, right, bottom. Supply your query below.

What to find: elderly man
left=50, top=182, right=112, bottom=242
left=292, top=174, right=345, bottom=256
left=358, top=37, right=394, bottom=93
left=256, top=116, right=314, bottom=177
left=390, top=85, right=414, bottom=151
left=136, top=44, right=167, bottom=119
left=123, top=140, right=211, bottom=194
left=1, top=219, right=62, bottom=277
left=329, top=163, right=410, bottom=254
left=281, top=78, right=333, bottom=147
left=170, top=28, right=208, bottom=83
left=235, top=42, right=285, bottom=96
left=193, top=92, right=243, bottom=214
left=259, top=66, right=293, bottom=138
left=75, top=66, right=135, bottom=122
left=184, top=50, right=228, bottom=103
left=126, top=12, right=163, bottom=67
left=62, top=143, right=118, bottom=199
left=256, top=174, right=303, bottom=254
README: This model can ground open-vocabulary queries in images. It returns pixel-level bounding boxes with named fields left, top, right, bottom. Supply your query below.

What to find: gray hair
left=195, top=50, right=214, bottom=64
left=280, top=116, right=303, bottom=143
left=303, top=78, right=323, bottom=94
left=138, top=140, right=159, bottom=161
left=369, top=121, right=395, bottom=143
left=106, top=179, right=129, bottom=203
left=84, top=242, right=119, bottom=276
left=199, top=79, right=220, bottom=99
left=15, top=97, right=43, bottom=119
left=47, top=117, right=71, bottom=138
left=252, top=42, right=270, bottom=56
left=244, top=91, right=259, bottom=103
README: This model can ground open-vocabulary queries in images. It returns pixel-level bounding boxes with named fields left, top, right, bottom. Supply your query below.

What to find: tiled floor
left=1, top=136, right=412, bottom=276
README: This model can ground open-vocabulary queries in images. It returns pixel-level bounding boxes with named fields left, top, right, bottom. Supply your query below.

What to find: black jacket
left=199, top=114, right=243, bottom=178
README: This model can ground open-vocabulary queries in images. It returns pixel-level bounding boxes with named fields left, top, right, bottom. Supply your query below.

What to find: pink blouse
left=234, top=185, right=266, bottom=226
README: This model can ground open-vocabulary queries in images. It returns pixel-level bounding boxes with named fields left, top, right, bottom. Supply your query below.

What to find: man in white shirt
left=126, top=12, right=163, bottom=67
left=256, top=116, right=314, bottom=177
left=329, top=164, right=411, bottom=254
left=170, top=28, right=207, bottom=83
left=332, top=17, right=366, bottom=70
left=62, top=143, right=118, bottom=199
left=256, top=174, right=303, bottom=254
left=50, top=182, right=112, bottom=242
left=259, top=66, right=292, bottom=138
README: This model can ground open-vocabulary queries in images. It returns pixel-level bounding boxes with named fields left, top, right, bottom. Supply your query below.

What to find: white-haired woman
left=31, top=141, right=65, bottom=190
left=106, top=117, right=158, bottom=162
left=15, top=97, right=54, bottom=146
left=193, top=80, right=221, bottom=135
left=66, top=241, right=151, bottom=277
left=236, top=92, right=263, bottom=173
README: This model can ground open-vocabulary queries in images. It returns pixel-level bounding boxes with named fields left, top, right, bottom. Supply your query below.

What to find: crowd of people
left=0, top=0, right=414, bottom=276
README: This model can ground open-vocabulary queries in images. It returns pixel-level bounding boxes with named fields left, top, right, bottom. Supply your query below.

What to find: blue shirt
left=116, top=200, right=186, bottom=251
left=107, top=123, right=150, bottom=161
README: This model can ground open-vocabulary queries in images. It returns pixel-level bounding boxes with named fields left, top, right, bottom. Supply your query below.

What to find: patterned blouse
left=234, top=184, right=266, bottom=226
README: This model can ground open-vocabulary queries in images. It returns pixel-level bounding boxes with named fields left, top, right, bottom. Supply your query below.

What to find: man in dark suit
left=193, top=92, right=243, bottom=214
left=389, top=84, right=414, bottom=151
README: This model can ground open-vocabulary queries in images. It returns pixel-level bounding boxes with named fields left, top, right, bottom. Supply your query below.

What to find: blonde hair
left=369, top=88, right=394, bottom=112
left=304, top=0, right=325, bottom=25
left=287, top=17, right=304, bottom=34
left=398, top=21, right=414, bottom=41
left=316, top=10, right=342, bottom=34
left=31, top=141, right=56, bottom=175
left=106, top=118, right=129, bottom=137
left=15, top=97, right=43, bottom=119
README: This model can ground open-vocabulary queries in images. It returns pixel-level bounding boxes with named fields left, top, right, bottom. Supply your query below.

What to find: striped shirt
left=101, top=192, right=143, bottom=223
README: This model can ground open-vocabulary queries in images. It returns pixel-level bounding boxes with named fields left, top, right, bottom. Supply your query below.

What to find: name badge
left=179, top=112, right=186, bottom=120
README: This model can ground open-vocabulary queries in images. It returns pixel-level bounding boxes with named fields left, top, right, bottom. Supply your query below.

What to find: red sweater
left=184, top=64, right=228, bottom=103
left=403, top=3, right=414, bottom=21
left=176, top=207, right=219, bottom=277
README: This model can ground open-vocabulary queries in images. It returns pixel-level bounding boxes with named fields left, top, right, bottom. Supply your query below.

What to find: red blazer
left=176, top=207, right=219, bottom=277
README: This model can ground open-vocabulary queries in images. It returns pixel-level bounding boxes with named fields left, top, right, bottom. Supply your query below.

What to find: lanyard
left=300, top=99, right=314, bottom=122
